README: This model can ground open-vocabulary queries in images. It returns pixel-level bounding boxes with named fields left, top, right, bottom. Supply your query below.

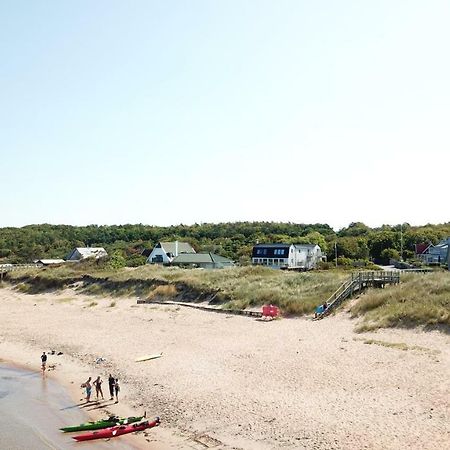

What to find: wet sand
left=0, top=364, right=137, bottom=450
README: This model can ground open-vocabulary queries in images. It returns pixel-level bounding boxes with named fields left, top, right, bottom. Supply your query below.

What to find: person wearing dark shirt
left=40, top=352, right=47, bottom=372
left=108, top=374, right=115, bottom=400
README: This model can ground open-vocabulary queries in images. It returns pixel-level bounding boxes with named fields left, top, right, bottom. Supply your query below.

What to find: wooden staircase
left=315, top=271, right=400, bottom=319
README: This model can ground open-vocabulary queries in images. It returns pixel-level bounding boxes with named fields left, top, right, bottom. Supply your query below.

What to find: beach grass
left=351, top=272, right=450, bottom=331
left=7, top=264, right=348, bottom=315
left=7, top=265, right=450, bottom=329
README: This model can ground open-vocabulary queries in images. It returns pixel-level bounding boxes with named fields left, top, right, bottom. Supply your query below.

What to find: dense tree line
left=0, top=222, right=449, bottom=266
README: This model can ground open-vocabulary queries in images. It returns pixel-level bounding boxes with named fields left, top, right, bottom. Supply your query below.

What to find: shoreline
left=0, top=348, right=150, bottom=449
left=1, top=285, right=449, bottom=449
left=0, top=341, right=185, bottom=450
left=0, top=362, right=139, bottom=449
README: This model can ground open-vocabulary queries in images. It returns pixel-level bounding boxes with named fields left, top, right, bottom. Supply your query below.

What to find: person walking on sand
left=108, top=374, right=115, bottom=400
left=114, top=378, right=120, bottom=403
left=82, top=377, right=92, bottom=402
left=93, top=376, right=104, bottom=400
left=40, top=352, right=47, bottom=373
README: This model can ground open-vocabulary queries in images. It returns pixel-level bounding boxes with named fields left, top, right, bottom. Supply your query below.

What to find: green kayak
left=60, top=415, right=144, bottom=433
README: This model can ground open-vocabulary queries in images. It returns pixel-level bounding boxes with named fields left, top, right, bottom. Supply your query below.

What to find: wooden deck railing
left=316, top=271, right=400, bottom=319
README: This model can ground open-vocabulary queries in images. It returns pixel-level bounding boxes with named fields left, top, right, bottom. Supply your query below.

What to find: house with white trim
left=146, top=241, right=195, bottom=264
left=416, top=239, right=449, bottom=265
left=66, top=247, right=108, bottom=261
left=294, top=244, right=325, bottom=269
left=252, top=243, right=324, bottom=270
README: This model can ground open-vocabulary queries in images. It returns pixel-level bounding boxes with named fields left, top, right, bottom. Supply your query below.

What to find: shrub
left=107, top=251, right=126, bottom=269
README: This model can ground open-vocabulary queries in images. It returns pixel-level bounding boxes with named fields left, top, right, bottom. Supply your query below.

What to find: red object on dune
left=262, top=305, right=279, bottom=317
left=73, top=418, right=160, bottom=442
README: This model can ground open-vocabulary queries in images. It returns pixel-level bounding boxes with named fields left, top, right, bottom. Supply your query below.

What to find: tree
left=380, top=248, right=400, bottom=263
left=368, top=231, right=397, bottom=261
left=107, top=251, right=126, bottom=269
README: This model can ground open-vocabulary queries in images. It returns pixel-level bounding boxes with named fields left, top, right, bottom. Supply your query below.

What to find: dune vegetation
left=351, top=272, right=450, bottom=331
left=6, top=264, right=450, bottom=330
left=7, top=263, right=348, bottom=315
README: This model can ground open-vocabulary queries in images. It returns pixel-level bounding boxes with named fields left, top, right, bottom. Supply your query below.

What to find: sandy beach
left=0, top=285, right=449, bottom=449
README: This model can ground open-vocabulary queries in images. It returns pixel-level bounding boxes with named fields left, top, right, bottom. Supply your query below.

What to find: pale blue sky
left=1, top=1, right=449, bottom=230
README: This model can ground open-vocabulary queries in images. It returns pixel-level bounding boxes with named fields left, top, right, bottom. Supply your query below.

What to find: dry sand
left=0, top=286, right=449, bottom=449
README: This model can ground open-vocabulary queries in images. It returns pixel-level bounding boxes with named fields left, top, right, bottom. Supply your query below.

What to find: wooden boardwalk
left=137, top=299, right=263, bottom=318
left=315, top=271, right=400, bottom=320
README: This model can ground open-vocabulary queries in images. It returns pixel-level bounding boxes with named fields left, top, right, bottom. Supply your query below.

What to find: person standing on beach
left=108, top=374, right=115, bottom=400
left=40, top=352, right=47, bottom=373
left=83, top=377, right=92, bottom=402
left=114, top=378, right=120, bottom=403
left=93, top=376, right=104, bottom=400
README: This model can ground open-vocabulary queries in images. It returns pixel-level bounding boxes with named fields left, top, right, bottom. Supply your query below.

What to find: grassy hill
left=351, top=272, right=450, bottom=331
left=5, top=264, right=450, bottom=331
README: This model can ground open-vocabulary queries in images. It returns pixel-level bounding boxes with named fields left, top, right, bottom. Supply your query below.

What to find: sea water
left=0, top=364, right=136, bottom=450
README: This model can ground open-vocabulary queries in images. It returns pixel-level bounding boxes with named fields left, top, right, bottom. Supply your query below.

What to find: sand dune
left=0, top=286, right=449, bottom=449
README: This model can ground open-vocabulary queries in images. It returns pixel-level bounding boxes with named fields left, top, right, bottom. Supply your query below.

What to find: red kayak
left=73, top=418, right=160, bottom=442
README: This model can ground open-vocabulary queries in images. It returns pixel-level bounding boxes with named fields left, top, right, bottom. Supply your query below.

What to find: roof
left=67, top=247, right=108, bottom=260
left=160, top=242, right=195, bottom=255
left=253, top=243, right=292, bottom=248
left=37, top=259, right=65, bottom=265
left=435, top=239, right=449, bottom=249
left=294, top=244, right=319, bottom=249
left=415, top=243, right=430, bottom=255
left=172, top=253, right=234, bottom=265
left=75, top=247, right=107, bottom=257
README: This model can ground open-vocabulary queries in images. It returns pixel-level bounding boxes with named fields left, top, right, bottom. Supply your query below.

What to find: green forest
left=0, top=221, right=449, bottom=266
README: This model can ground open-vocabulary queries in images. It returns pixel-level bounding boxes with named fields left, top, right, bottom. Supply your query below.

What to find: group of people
left=40, top=352, right=121, bottom=404
left=82, top=374, right=120, bottom=403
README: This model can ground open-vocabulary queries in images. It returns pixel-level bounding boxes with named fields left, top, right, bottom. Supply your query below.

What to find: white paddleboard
left=135, top=353, right=163, bottom=362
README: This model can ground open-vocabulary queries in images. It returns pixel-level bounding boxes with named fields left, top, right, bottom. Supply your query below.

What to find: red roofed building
left=414, top=243, right=430, bottom=256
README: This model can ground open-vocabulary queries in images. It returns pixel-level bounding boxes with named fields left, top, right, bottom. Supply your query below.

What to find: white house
left=146, top=241, right=196, bottom=264
left=66, top=247, right=108, bottom=261
left=252, top=243, right=324, bottom=270
left=294, top=244, right=324, bottom=269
